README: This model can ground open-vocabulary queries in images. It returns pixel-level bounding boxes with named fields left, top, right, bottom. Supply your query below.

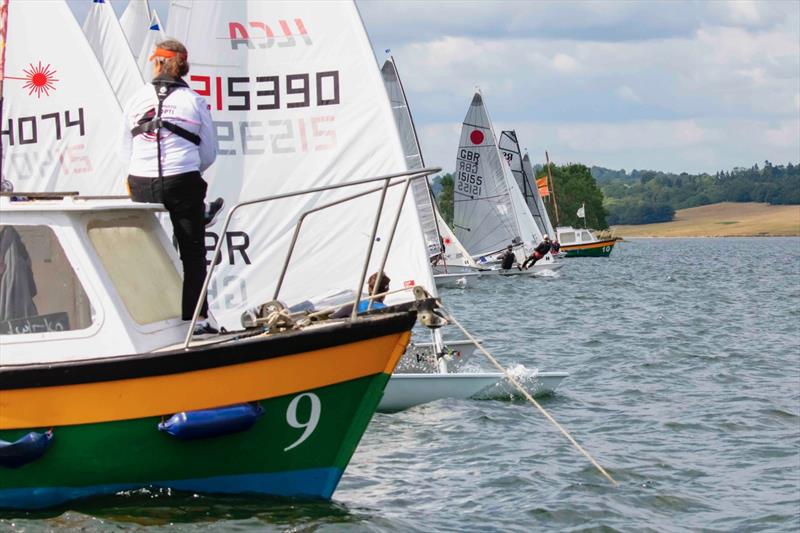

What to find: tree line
left=432, top=160, right=799, bottom=228
left=594, top=161, right=799, bottom=225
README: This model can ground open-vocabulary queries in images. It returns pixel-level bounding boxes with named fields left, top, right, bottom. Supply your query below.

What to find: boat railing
left=184, top=166, right=442, bottom=349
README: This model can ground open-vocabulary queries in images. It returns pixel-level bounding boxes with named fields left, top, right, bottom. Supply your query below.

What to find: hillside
left=612, top=202, right=800, bottom=237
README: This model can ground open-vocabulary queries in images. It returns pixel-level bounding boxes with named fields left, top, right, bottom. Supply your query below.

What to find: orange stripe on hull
left=0, top=331, right=410, bottom=430
left=561, top=239, right=617, bottom=251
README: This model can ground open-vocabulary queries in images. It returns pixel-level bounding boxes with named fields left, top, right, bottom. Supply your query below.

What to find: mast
left=0, top=0, right=7, bottom=183
left=389, top=53, right=444, bottom=257
left=545, top=150, right=560, bottom=226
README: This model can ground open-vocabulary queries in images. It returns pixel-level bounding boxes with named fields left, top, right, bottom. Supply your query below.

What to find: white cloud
left=616, top=85, right=641, bottom=103
left=419, top=117, right=800, bottom=175
left=552, top=53, right=580, bottom=73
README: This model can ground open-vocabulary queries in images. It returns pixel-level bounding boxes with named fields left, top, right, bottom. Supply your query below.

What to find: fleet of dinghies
left=0, top=0, right=570, bottom=509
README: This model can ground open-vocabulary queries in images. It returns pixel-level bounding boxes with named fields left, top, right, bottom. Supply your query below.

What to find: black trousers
left=128, top=172, right=208, bottom=320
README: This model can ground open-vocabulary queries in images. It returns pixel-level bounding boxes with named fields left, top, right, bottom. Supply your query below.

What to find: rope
left=444, top=310, right=618, bottom=486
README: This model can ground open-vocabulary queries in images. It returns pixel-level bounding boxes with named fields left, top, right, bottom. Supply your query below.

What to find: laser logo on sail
left=228, top=19, right=312, bottom=50
left=5, top=61, right=59, bottom=98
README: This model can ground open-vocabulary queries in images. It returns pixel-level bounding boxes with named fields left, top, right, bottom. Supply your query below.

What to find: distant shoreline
left=611, top=202, right=800, bottom=238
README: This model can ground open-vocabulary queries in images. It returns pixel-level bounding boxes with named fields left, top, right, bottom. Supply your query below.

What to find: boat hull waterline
left=561, top=238, right=617, bottom=257
left=0, top=313, right=415, bottom=509
left=379, top=371, right=569, bottom=412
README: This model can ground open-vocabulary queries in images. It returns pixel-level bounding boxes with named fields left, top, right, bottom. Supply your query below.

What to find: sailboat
left=82, top=0, right=144, bottom=107
left=0, top=0, right=433, bottom=508
left=453, top=92, right=561, bottom=275
left=378, top=57, right=567, bottom=411
left=379, top=57, right=478, bottom=289
left=498, top=131, right=557, bottom=241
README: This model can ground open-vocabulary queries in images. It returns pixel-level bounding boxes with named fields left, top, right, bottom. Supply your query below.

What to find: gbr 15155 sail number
left=457, top=149, right=483, bottom=196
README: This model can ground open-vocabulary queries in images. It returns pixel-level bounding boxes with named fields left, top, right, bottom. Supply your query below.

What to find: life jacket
left=130, top=78, right=201, bottom=146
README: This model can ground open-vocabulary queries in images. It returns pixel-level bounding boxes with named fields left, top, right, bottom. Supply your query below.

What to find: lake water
left=3, top=238, right=799, bottom=531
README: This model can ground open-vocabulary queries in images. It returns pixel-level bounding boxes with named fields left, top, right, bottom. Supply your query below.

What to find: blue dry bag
left=158, top=403, right=264, bottom=440
left=0, top=430, right=54, bottom=468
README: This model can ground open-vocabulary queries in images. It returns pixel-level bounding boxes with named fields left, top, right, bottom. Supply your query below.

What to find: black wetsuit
left=500, top=250, right=515, bottom=270
left=522, top=241, right=552, bottom=269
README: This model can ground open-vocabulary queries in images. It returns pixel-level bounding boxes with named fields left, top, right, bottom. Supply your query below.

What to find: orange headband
left=149, top=48, right=188, bottom=62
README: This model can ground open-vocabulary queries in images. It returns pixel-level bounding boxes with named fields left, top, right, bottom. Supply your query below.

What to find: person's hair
left=368, top=272, right=391, bottom=295
left=154, top=39, right=189, bottom=78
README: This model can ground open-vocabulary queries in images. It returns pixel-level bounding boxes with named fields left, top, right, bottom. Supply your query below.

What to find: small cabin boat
left=0, top=193, right=420, bottom=509
left=556, top=226, right=618, bottom=257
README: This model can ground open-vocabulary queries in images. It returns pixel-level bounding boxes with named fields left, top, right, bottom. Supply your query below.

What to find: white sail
left=118, top=0, right=151, bottom=56
left=435, top=203, right=479, bottom=269
left=380, top=57, right=477, bottom=270
left=380, top=57, right=441, bottom=258
left=166, top=0, right=436, bottom=327
left=522, top=152, right=556, bottom=237
left=499, top=130, right=550, bottom=239
left=82, top=0, right=144, bottom=107
left=2, top=0, right=126, bottom=194
left=453, top=92, right=524, bottom=258
left=136, top=9, right=165, bottom=82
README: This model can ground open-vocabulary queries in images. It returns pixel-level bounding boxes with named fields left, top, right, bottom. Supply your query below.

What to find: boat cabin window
left=559, top=231, right=576, bottom=244
left=88, top=213, right=182, bottom=325
left=581, top=231, right=593, bottom=242
left=0, top=225, right=93, bottom=335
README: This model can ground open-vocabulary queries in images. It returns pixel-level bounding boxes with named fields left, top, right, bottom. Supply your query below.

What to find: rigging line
left=453, top=193, right=512, bottom=203
left=443, top=311, right=619, bottom=487
left=462, top=121, right=489, bottom=130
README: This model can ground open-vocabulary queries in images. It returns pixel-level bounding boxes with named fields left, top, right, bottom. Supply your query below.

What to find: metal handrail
left=184, top=166, right=441, bottom=349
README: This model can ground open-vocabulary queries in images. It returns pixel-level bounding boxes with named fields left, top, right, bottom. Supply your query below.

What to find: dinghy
left=453, top=92, right=561, bottom=275
left=376, top=59, right=568, bottom=412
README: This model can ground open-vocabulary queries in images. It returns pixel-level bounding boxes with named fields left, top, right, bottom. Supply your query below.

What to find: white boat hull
left=434, top=271, right=481, bottom=288
left=378, top=371, right=569, bottom=412
left=379, top=373, right=503, bottom=412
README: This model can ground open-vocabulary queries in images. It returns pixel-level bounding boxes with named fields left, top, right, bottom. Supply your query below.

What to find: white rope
left=444, top=310, right=618, bottom=486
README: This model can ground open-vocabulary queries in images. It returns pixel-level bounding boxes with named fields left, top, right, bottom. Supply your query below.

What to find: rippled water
left=4, top=238, right=799, bottom=531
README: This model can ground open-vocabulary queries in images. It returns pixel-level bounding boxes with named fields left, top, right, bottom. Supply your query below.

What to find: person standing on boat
left=499, top=245, right=516, bottom=270
left=119, top=39, right=219, bottom=334
left=521, top=235, right=552, bottom=270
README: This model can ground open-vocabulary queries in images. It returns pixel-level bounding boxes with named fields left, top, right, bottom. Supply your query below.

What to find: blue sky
left=69, top=0, right=799, bottom=174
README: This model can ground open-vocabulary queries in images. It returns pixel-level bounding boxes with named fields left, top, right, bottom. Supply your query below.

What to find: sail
left=522, top=152, right=555, bottom=237
left=499, top=130, right=549, bottom=239
left=118, top=0, right=150, bottom=56
left=82, top=0, right=144, bottom=107
left=136, top=10, right=165, bottom=81
left=380, top=57, right=440, bottom=258
left=453, top=92, right=522, bottom=257
left=1, top=0, right=126, bottom=194
left=166, top=0, right=436, bottom=327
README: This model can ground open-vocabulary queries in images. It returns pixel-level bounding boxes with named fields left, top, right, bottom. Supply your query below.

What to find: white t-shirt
left=119, top=81, right=217, bottom=177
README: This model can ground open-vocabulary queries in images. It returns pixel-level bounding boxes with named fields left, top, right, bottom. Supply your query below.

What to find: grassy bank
left=611, top=202, right=800, bottom=237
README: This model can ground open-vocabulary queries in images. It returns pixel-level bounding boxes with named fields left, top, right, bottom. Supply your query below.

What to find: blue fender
left=158, top=403, right=264, bottom=440
left=0, top=430, right=54, bottom=468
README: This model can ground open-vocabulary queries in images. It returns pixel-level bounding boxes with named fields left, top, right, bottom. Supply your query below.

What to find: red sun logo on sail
left=6, top=61, right=59, bottom=98
left=470, top=130, right=484, bottom=145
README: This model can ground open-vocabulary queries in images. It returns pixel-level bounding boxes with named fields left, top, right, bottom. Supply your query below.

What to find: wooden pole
left=545, top=151, right=559, bottom=226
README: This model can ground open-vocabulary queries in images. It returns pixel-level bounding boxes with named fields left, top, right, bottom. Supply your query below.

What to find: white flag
left=577, top=204, right=586, bottom=218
